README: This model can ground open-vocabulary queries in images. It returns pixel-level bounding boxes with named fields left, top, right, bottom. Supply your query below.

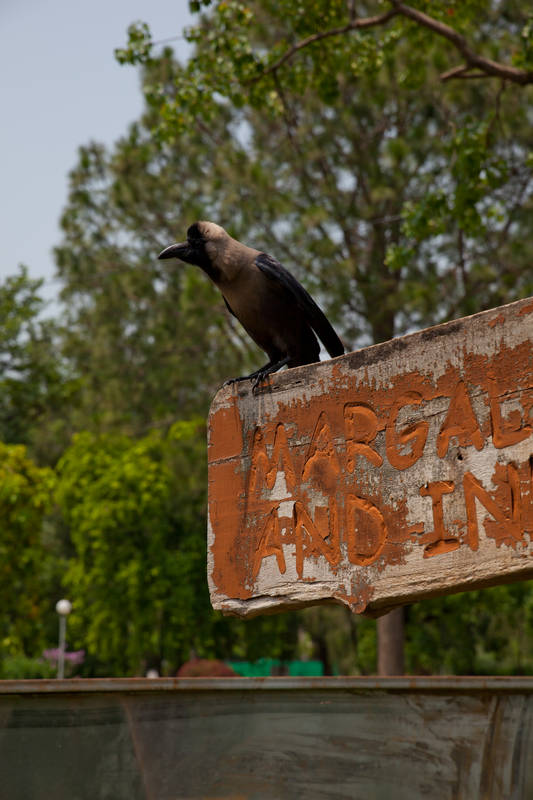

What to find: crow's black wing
left=255, top=252, right=344, bottom=358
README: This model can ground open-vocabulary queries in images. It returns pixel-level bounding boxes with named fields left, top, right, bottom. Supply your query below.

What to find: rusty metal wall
left=0, top=677, right=532, bottom=800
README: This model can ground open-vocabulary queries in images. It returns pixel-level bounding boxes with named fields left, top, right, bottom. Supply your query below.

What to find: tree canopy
left=115, top=1, right=533, bottom=344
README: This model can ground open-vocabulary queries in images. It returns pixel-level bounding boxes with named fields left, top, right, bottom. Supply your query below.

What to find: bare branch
left=441, top=69, right=494, bottom=81
left=440, top=64, right=470, bottom=81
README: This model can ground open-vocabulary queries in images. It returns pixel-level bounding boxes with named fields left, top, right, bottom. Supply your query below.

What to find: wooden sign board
left=207, top=296, right=533, bottom=617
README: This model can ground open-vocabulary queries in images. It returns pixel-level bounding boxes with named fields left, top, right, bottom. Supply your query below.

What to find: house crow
left=158, top=221, right=344, bottom=388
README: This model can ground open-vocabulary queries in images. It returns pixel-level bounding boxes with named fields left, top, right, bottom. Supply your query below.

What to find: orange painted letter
left=344, top=403, right=383, bottom=471
left=487, top=376, right=532, bottom=449
left=302, top=411, right=340, bottom=494
left=463, top=465, right=523, bottom=550
left=437, top=381, right=484, bottom=458
left=252, top=507, right=287, bottom=580
left=345, top=494, right=387, bottom=566
left=419, top=481, right=459, bottom=558
left=386, top=392, right=429, bottom=470
left=293, top=500, right=340, bottom=579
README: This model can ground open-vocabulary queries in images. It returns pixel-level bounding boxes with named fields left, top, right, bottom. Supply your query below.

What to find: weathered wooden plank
left=2, top=679, right=533, bottom=799
left=208, top=295, right=533, bottom=617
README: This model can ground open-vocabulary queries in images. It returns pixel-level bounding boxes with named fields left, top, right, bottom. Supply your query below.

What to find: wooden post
left=207, top=296, right=533, bottom=618
left=378, top=610, right=404, bottom=675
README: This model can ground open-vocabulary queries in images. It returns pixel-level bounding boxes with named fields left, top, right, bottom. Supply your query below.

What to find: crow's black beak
left=158, top=242, right=191, bottom=261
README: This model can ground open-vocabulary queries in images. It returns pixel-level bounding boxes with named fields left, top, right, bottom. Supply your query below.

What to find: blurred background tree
left=0, top=267, right=77, bottom=462
left=0, top=442, right=59, bottom=675
left=1, top=0, right=532, bottom=676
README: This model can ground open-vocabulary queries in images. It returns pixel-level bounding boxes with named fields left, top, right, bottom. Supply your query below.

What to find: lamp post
left=55, top=599, right=72, bottom=679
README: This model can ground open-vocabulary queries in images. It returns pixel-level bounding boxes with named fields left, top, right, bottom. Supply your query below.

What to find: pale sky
left=1, top=0, right=192, bottom=305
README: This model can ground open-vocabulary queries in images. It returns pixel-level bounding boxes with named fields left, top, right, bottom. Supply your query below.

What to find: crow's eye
left=186, top=223, right=206, bottom=243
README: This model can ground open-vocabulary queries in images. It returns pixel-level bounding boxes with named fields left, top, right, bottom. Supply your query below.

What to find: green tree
left=115, top=3, right=533, bottom=346
left=54, top=57, right=258, bottom=435
left=56, top=422, right=207, bottom=674
left=0, top=267, right=76, bottom=461
left=117, top=2, right=533, bottom=99
left=406, top=584, right=533, bottom=675
left=0, top=443, right=57, bottom=663
left=56, top=421, right=298, bottom=675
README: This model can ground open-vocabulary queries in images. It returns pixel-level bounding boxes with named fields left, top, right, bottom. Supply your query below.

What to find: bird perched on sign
left=158, top=222, right=344, bottom=388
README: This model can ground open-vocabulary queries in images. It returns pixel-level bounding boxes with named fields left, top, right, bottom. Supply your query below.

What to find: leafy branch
left=254, top=1, right=533, bottom=86
left=250, top=8, right=400, bottom=80
left=391, top=2, right=533, bottom=85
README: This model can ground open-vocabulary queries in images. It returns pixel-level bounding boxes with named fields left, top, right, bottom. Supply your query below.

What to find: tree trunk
left=377, top=608, right=404, bottom=675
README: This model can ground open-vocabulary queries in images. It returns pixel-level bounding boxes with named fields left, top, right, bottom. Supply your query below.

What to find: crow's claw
left=252, top=372, right=269, bottom=394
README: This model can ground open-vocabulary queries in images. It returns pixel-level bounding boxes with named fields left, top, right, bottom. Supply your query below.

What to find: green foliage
left=115, top=1, right=533, bottom=130
left=514, top=14, right=533, bottom=69
left=296, top=585, right=533, bottom=677
left=114, top=2, right=533, bottom=346
left=299, top=606, right=377, bottom=675
left=406, top=584, right=533, bottom=675
left=56, top=425, right=203, bottom=674
left=114, top=22, right=154, bottom=66
left=55, top=424, right=299, bottom=674
left=54, top=71, right=258, bottom=432
left=0, top=654, right=56, bottom=680
left=0, top=443, right=57, bottom=659
left=0, top=267, right=77, bottom=459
